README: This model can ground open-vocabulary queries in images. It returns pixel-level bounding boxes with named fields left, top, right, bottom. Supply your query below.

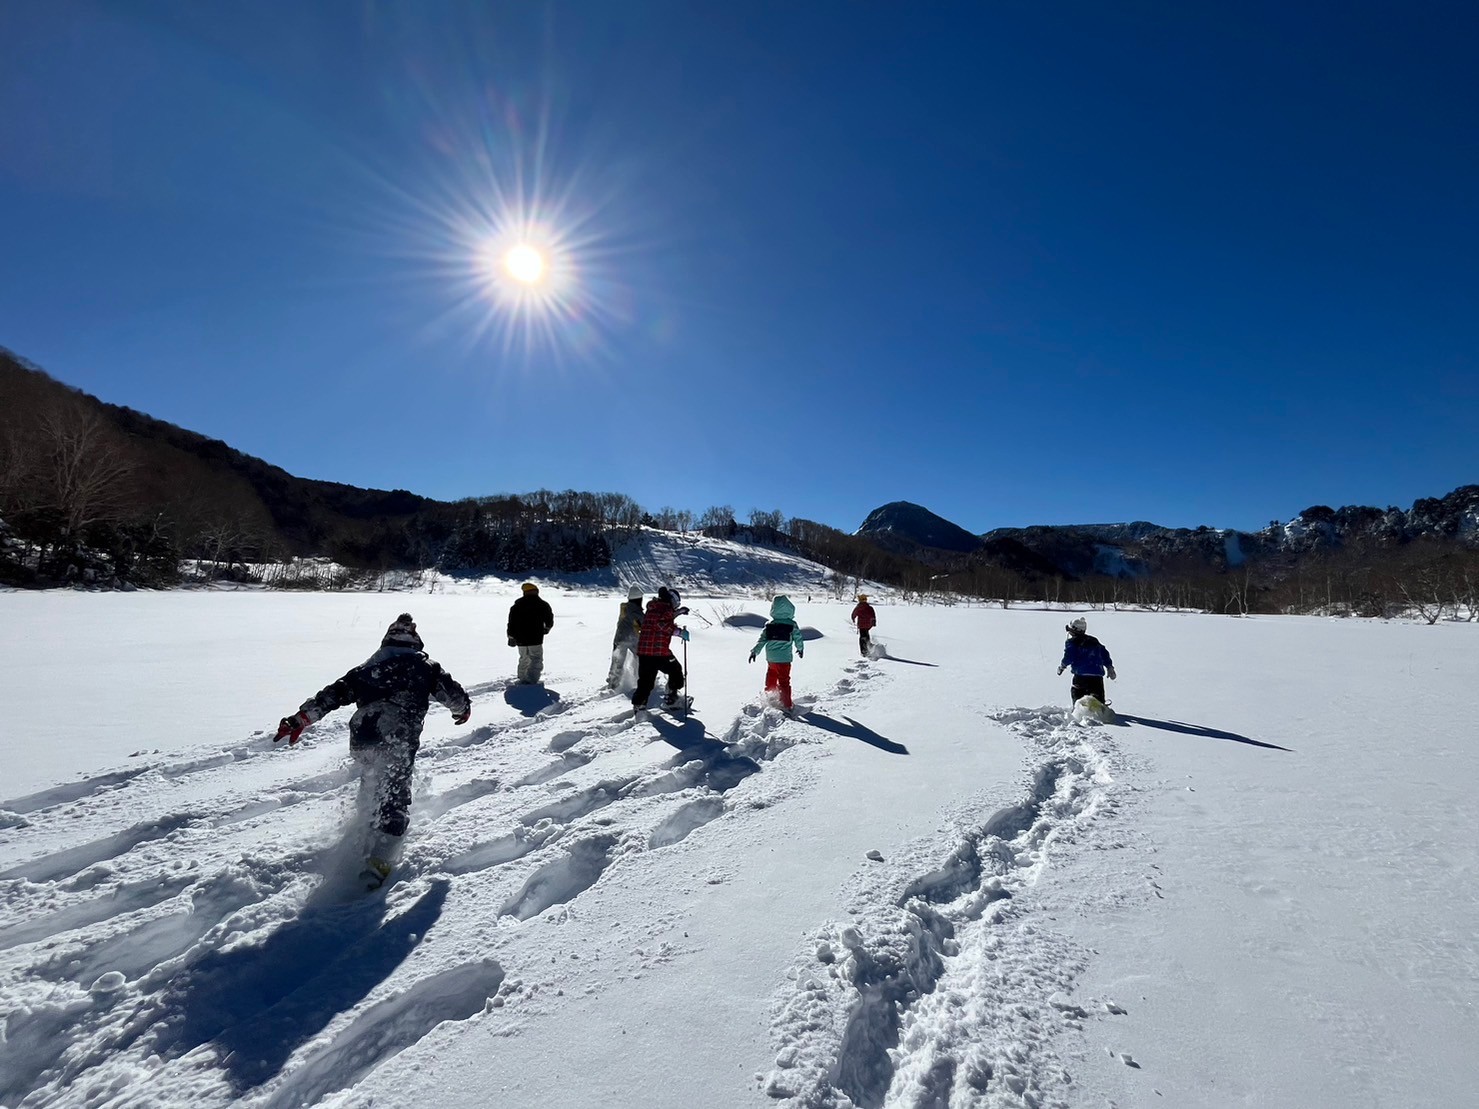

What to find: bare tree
left=36, top=402, right=137, bottom=538
left=699, top=504, right=735, bottom=531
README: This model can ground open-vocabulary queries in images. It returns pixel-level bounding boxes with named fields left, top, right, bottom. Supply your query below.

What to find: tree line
left=2, top=347, right=1474, bottom=618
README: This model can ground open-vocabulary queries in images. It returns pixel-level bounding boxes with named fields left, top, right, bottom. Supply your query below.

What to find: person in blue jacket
left=748, top=594, right=805, bottom=711
left=1057, top=616, right=1116, bottom=706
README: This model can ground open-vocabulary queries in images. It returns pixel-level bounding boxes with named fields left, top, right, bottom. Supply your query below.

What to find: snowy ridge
left=765, top=706, right=1123, bottom=1108
left=0, top=647, right=881, bottom=1108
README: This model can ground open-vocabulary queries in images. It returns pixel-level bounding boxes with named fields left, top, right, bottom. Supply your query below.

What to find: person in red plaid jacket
left=632, top=586, right=688, bottom=710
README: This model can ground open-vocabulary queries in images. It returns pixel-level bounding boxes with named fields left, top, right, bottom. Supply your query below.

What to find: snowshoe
left=1071, top=695, right=1116, bottom=725
left=359, top=856, right=394, bottom=891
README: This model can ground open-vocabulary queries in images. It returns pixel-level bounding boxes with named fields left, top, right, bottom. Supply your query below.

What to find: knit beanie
left=521, top=582, right=538, bottom=594
left=627, top=585, right=643, bottom=600
left=382, top=613, right=424, bottom=650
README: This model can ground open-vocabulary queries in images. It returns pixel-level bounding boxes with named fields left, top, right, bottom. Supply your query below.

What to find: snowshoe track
left=766, top=705, right=1125, bottom=1109
left=1, top=664, right=874, bottom=1107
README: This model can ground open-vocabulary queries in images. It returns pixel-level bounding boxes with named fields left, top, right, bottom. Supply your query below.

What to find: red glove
left=275, top=711, right=310, bottom=745
left=453, top=707, right=471, bottom=725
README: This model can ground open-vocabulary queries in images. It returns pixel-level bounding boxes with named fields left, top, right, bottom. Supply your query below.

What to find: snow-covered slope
left=603, top=529, right=840, bottom=596
left=2, top=593, right=1476, bottom=1109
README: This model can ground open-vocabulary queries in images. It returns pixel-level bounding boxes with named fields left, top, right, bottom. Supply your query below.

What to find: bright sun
left=502, top=243, right=547, bottom=285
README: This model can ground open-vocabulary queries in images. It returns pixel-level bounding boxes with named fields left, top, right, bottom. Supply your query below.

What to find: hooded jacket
left=850, top=601, right=876, bottom=631
left=637, top=595, right=682, bottom=656
left=298, top=647, right=469, bottom=751
left=751, top=595, right=805, bottom=664
left=612, top=598, right=644, bottom=648
left=1060, top=631, right=1113, bottom=677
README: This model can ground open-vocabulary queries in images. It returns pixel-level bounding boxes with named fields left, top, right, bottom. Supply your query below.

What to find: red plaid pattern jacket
left=637, top=598, right=679, bottom=656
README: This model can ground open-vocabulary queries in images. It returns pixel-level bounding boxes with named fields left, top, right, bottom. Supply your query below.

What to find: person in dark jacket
left=632, top=585, right=688, bottom=710
left=606, top=585, right=644, bottom=689
left=507, top=582, right=555, bottom=684
left=274, top=613, right=470, bottom=886
left=850, top=594, right=877, bottom=657
left=1057, top=617, right=1116, bottom=706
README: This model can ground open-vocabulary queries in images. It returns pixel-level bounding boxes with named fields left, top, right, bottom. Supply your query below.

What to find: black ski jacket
left=507, top=594, right=555, bottom=645
left=299, top=647, right=469, bottom=751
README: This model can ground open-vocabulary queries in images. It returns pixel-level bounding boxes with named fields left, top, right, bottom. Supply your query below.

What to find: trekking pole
left=682, top=637, right=689, bottom=719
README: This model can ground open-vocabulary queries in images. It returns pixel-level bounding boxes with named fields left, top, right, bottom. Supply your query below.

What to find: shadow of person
left=1116, top=714, right=1292, bottom=752
left=648, top=714, right=711, bottom=749
left=649, top=717, right=763, bottom=792
left=153, top=879, right=449, bottom=1093
left=798, top=711, right=909, bottom=755
left=503, top=684, right=561, bottom=717
left=877, top=651, right=938, bottom=667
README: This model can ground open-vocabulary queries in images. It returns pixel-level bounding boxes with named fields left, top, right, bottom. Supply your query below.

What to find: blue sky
left=2, top=1, right=1474, bottom=534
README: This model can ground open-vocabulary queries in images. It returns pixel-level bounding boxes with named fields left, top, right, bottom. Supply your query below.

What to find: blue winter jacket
left=1060, top=632, right=1113, bottom=676
left=751, top=596, right=805, bottom=664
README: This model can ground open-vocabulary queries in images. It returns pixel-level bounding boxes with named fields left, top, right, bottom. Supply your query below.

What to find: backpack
left=763, top=621, right=793, bottom=642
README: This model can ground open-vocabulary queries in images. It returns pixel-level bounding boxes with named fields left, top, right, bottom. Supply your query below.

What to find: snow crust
left=3, top=580, right=1477, bottom=1108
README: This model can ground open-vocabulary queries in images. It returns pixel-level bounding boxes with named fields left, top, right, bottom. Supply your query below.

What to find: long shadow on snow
left=1116, top=714, right=1291, bottom=752
left=150, top=880, right=449, bottom=1093
left=800, top=712, right=909, bottom=756
left=651, top=719, right=763, bottom=792
left=876, top=651, right=937, bottom=667
left=503, top=684, right=562, bottom=717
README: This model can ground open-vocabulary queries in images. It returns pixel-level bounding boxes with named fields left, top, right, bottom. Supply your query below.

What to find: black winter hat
left=382, top=613, right=424, bottom=650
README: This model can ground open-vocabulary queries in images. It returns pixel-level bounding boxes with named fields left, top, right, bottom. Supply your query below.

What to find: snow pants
left=633, top=653, right=684, bottom=708
left=607, top=642, right=636, bottom=688
left=1070, top=674, right=1106, bottom=706
left=351, top=734, right=419, bottom=837
left=516, top=644, right=545, bottom=684
left=857, top=629, right=872, bottom=657
left=764, top=662, right=794, bottom=710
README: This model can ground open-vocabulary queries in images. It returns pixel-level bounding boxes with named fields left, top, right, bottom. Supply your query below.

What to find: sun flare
left=365, top=73, right=640, bottom=365
left=502, top=243, right=547, bottom=285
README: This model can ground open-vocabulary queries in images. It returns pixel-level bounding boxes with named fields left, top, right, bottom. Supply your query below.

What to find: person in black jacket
left=274, top=613, right=470, bottom=887
left=507, top=581, right=555, bottom=684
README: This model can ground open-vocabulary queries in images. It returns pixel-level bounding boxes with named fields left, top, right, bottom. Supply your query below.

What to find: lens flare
left=343, top=60, right=648, bottom=372
left=502, top=244, right=546, bottom=285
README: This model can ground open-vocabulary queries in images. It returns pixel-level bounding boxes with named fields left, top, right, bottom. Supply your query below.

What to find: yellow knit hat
left=521, top=582, right=538, bottom=593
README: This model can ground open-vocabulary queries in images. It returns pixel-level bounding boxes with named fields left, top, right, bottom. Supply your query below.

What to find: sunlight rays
left=331, top=29, right=647, bottom=372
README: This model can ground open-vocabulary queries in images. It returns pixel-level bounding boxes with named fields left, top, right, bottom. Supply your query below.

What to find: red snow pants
left=764, top=662, right=793, bottom=709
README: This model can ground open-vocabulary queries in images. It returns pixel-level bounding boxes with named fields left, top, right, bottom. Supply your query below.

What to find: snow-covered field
left=3, top=566, right=1477, bottom=1106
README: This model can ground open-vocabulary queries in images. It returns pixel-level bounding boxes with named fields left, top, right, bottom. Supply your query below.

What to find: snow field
left=3, top=574, right=1477, bottom=1108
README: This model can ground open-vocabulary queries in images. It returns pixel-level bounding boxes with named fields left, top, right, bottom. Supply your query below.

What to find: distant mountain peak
left=856, top=501, right=983, bottom=554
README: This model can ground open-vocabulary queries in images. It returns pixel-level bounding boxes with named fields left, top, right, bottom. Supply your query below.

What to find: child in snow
left=1057, top=617, right=1116, bottom=706
left=850, top=594, right=877, bottom=657
left=750, top=594, right=805, bottom=711
left=632, top=585, right=688, bottom=710
left=507, top=582, right=555, bottom=684
left=607, top=585, right=644, bottom=689
left=274, top=613, right=470, bottom=887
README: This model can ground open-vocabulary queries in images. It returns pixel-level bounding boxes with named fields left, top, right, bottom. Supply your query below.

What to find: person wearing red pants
left=748, top=594, right=805, bottom=711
